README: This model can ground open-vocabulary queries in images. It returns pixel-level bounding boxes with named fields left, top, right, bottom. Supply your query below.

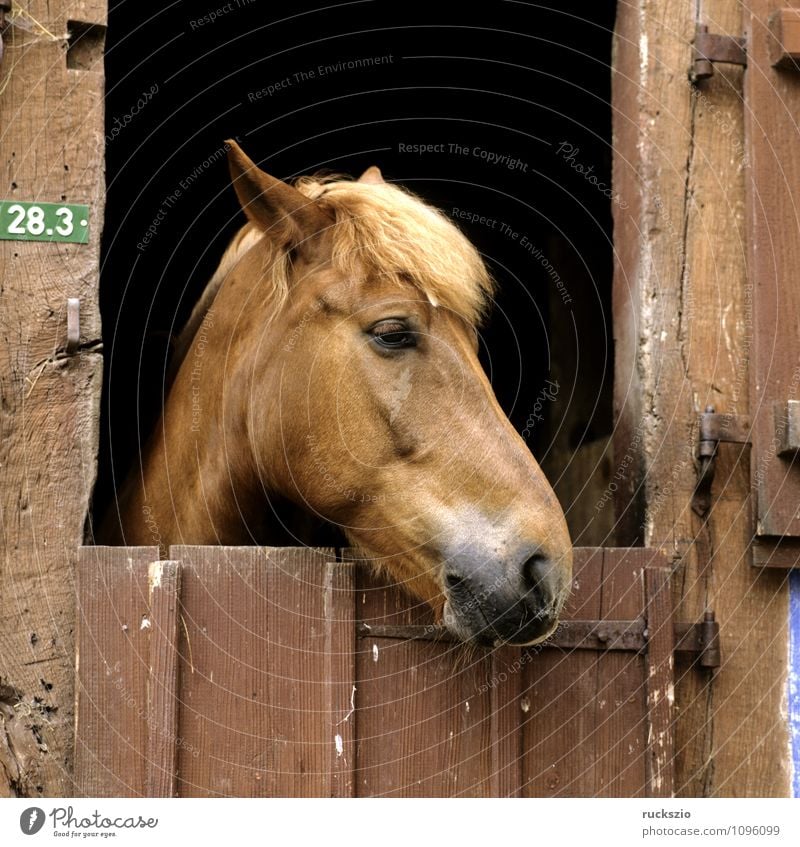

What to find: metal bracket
left=693, top=406, right=752, bottom=516
left=66, top=297, right=81, bottom=354
left=357, top=611, right=721, bottom=669
left=691, top=24, right=747, bottom=82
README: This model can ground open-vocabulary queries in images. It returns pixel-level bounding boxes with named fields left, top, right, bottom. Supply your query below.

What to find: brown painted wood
left=521, top=547, right=603, bottom=796
left=645, top=566, right=676, bottom=797
left=144, top=560, right=181, bottom=798
left=745, top=0, right=800, bottom=539
left=169, top=546, right=353, bottom=797
left=0, top=0, right=107, bottom=797
left=594, top=549, right=649, bottom=797
left=353, top=556, right=513, bottom=797
left=75, top=547, right=159, bottom=797
left=75, top=545, right=676, bottom=797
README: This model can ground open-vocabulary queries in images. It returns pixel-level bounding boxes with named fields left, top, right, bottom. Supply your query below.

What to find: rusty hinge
left=691, top=23, right=747, bottom=82
left=357, top=611, right=721, bottom=668
left=693, top=406, right=752, bottom=516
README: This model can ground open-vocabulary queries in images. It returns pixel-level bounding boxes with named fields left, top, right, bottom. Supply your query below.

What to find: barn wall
left=612, top=0, right=790, bottom=795
left=0, top=0, right=106, bottom=797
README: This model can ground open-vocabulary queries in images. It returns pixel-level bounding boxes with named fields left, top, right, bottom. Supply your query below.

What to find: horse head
left=220, top=141, right=572, bottom=645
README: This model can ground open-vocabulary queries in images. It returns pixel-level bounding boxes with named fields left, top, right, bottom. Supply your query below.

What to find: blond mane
left=172, top=175, right=495, bottom=377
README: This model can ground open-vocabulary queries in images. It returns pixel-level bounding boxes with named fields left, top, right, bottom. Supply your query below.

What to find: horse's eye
left=370, top=320, right=417, bottom=350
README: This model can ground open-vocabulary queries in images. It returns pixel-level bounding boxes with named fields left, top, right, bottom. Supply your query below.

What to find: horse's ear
left=357, top=166, right=384, bottom=185
left=225, top=140, right=331, bottom=244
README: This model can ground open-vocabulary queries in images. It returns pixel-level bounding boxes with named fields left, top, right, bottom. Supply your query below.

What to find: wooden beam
left=612, top=0, right=790, bottom=795
left=0, top=0, right=106, bottom=797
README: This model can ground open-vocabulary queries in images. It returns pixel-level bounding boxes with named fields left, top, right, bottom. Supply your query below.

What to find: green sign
left=0, top=200, right=90, bottom=244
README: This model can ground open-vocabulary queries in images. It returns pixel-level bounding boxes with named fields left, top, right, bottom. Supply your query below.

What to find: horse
left=99, top=140, right=573, bottom=646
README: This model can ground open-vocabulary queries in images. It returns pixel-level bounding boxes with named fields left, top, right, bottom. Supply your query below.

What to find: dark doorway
left=96, top=0, right=617, bottom=545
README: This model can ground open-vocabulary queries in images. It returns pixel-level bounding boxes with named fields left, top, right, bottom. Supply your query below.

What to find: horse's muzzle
left=442, top=554, right=565, bottom=646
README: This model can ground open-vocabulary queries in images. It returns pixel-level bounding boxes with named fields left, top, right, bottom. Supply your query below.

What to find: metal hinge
left=358, top=611, right=721, bottom=669
left=691, top=23, right=747, bottom=82
left=693, top=406, right=752, bottom=516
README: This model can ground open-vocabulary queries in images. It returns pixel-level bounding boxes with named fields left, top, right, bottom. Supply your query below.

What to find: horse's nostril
left=445, top=573, right=465, bottom=591
left=522, top=554, right=553, bottom=610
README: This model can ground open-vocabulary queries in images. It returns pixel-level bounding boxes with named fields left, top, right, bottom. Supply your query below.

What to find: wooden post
left=612, top=0, right=790, bottom=795
left=0, top=1, right=106, bottom=796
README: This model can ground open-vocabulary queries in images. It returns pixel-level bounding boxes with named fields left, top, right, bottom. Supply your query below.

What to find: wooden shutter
left=745, top=1, right=800, bottom=563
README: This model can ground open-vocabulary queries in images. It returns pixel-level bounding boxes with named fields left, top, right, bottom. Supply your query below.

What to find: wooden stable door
left=745, top=2, right=800, bottom=564
left=74, top=545, right=680, bottom=797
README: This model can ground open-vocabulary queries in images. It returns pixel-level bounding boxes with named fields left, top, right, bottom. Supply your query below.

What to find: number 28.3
left=6, top=204, right=74, bottom=236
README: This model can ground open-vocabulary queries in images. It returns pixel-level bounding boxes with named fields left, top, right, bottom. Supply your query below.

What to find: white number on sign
left=27, top=205, right=45, bottom=235
left=54, top=206, right=74, bottom=236
left=5, top=203, right=72, bottom=236
left=7, top=204, right=26, bottom=234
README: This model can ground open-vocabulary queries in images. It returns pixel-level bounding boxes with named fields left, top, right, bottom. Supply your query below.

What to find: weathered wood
left=611, top=0, right=790, bottom=796
left=75, top=547, right=159, bottom=797
left=144, top=560, right=181, bottom=798
left=169, top=546, right=352, bottom=797
left=0, top=0, right=106, bottom=797
left=745, top=0, right=800, bottom=539
left=645, top=565, right=676, bottom=797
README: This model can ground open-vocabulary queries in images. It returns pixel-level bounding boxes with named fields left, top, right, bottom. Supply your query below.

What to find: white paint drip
left=372, top=644, right=379, bottom=662
left=335, top=734, right=344, bottom=756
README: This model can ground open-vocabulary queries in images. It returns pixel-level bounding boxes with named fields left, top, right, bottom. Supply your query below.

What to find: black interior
left=95, top=0, right=617, bottom=533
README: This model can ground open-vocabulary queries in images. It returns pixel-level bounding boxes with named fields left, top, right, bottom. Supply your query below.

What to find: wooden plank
left=594, top=548, right=650, bottom=796
left=612, top=0, right=790, bottom=796
left=521, top=547, right=603, bottom=796
left=144, top=560, right=181, bottom=798
left=170, top=546, right=352, bottom=797
left=353, top=555, right=523, bottom=797
left=75, top=546, right=158, bottom=797
left=745, top=0, right=800, bottom=538
left=0, top=0, right=106, bottom=797
left=644, top=565, right=676, bottom=797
